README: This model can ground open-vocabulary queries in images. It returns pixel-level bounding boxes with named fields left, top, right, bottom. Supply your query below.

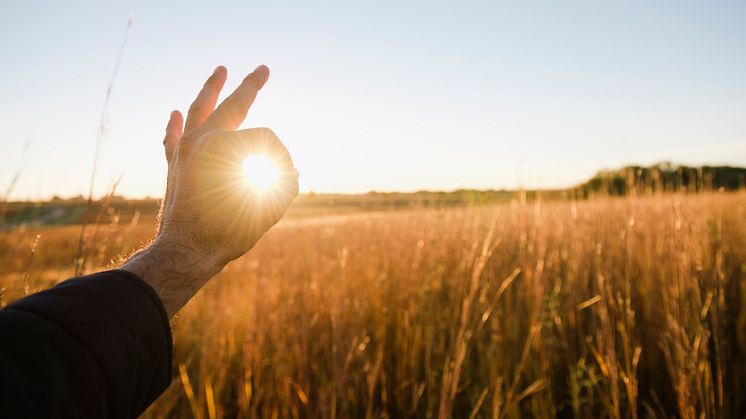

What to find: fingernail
left=213, top=66, right=221, bottom=75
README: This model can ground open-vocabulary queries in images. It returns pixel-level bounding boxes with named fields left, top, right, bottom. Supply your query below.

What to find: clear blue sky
left=1, top=0, right=745, bottom=199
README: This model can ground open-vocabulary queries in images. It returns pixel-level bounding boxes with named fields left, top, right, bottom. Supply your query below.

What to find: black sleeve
left=0, top=270, right=173, bottom=418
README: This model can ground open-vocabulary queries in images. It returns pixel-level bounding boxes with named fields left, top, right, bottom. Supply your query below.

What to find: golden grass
left=2, top=192, right=745, bottom=418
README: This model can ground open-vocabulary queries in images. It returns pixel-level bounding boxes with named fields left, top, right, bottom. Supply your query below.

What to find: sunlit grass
left=1, top=192, right=745, bottom=418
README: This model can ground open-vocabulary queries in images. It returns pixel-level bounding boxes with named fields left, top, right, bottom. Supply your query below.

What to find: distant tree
left=575, top=163, right=746, bottom=197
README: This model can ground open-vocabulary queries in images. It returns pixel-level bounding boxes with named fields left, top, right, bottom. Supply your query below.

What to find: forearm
left=121, top=239, right=225, bottom=317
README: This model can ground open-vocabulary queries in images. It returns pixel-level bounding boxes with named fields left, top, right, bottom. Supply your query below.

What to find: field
left=1, top=192, right=745, bottom=418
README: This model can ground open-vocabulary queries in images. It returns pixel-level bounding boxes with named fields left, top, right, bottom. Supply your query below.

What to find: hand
left=123, top=65, right=299, bottom=316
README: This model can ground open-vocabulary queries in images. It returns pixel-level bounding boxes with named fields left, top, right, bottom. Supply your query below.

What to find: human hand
left=123, top=66, right=298, bottom=315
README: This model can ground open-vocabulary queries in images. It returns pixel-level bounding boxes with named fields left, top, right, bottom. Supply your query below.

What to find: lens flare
left=242, top=154, right=279, bottom=192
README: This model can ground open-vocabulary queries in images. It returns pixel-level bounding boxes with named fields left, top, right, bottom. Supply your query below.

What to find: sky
left=1, top=0, right=745, bottom=200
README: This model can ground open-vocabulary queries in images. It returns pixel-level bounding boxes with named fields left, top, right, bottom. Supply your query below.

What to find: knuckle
left=202, top=130, right=223, bottom=142
left=176, top=132, right=203, bottom=151
left=187, top=104, right=205, bottom=115
left=254, top=127, right=275, bottom=137
left=175, top=138, right=190, bottom=153
left=211, top=110, right=233, bottom=127
left=194, top=131, right=225, bottom=152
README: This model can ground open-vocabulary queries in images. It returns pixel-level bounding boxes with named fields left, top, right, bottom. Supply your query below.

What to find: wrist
left=121, top=237, right=226, bottom=317
left=150, top=236, right=226, bottom=275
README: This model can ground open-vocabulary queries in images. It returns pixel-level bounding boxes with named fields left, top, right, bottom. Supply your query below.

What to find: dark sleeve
left=0, top=270, right=172, bottom=418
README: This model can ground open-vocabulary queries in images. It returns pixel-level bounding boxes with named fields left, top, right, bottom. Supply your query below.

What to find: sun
left=242, top=154, right=280, bottom=192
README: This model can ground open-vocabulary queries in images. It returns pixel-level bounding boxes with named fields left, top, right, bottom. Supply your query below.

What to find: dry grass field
left=1, top=192, right=745, bottom=418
